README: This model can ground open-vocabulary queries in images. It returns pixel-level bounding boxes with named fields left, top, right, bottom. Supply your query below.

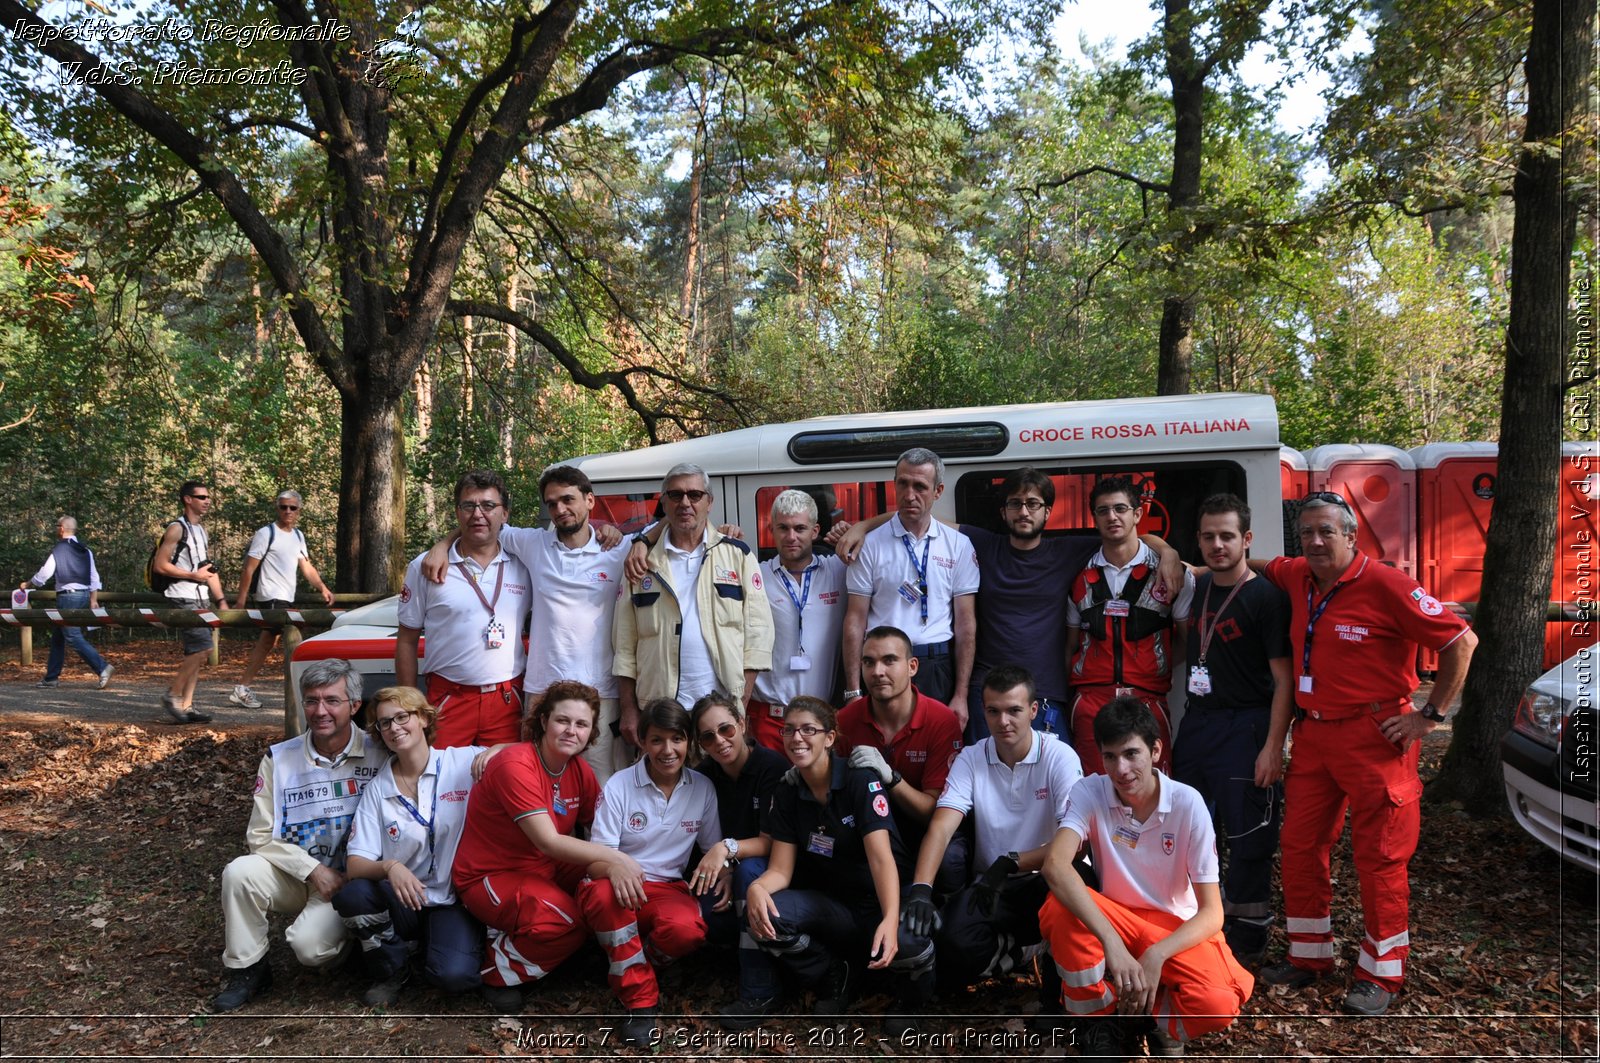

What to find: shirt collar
left=447, top=543, right=506, bottom=568
left=1090, top=541, right=1152, bottom=572
left=554, top=527, right=603, bottom=555
left=307, top=727, right=364, bottom=768
left=888, top=513, right=939, bottom=541
left=1110, top=769, right=1173, bottom=819
left=985, top=728, right=1044, bottom=766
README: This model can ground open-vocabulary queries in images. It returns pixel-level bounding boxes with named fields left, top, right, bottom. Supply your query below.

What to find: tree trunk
left=1158, top=0, right=1204, bottom=396
left=336, top=391, right=407, bottom=593
left=1428, top=0, right=1593, bottom=813
left=501, top=270, right=519, bottom=467
left=414, top=353, right=437, bottom=532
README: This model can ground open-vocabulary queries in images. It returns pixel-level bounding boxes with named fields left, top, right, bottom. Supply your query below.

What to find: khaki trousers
left=220, top=853, right=348, bottom=970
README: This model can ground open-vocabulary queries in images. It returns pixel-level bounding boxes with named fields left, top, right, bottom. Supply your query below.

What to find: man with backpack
left=228, top=490, right=335, bottom=710
left=151, top=480, right=227, bottom=723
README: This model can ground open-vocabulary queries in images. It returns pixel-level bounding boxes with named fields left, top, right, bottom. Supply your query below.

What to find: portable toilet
left=1304, top=444, right=1418, bottom=578
left=1412, top=443, right=1498, bottom=670
left=1280, top=447, right=1309, bottom=555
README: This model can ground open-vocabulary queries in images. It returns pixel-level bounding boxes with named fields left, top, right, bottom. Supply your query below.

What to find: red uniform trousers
left=427, top=675, right=523, bottom=748
left=1070, top=685, right=1172, bottom=776
left=744, top=699, right=788, bottom=753
left=1039, top=890, right=1252, bottom=1044
left=458, top=864, right=589, bottom=988
left=577, top=878, right=706, bottom=1008
left=1280, top=710, right=1420, bottom=992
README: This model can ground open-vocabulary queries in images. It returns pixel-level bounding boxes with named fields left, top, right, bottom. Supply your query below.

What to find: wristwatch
left=842, top=689, right=864, bottom=701
left=1419, top=702, right=1447, bottom=723
left=723, top=837, right=740, bottom=866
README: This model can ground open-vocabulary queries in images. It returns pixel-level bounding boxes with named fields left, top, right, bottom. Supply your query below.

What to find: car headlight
left=1512, top=690, right=1568, bottom=748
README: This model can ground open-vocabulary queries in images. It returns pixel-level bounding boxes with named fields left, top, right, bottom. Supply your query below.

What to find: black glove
left=972, top=853, right=1020, bottom=918
left=901, top=881, right=940, bottom=938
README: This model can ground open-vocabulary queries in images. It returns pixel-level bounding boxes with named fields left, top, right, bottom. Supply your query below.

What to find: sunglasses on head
left=1300, top=491, right=1352, bottom=512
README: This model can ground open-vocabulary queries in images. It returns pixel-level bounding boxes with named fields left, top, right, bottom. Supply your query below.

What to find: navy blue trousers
left=700, top=856, right=781, bottom=1001
left=333, top=878, right=482, bottom=993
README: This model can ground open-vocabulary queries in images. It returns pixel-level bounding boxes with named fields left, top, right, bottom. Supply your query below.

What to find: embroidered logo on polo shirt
left=1417, top=594, right=1444, bottom=616
left=386, top=820, right=401, bottom=841
left=871, top=796, right=889, bottom=818
left=751, top=571, right=763, bottom=590
left=1035, top=787, right=1049, bottom=801
left=933, top=555, right=955, bottom=570
left=399, top=583, right=412, bottom=604
left=253, top=774, right=264, bottom=795
left=714, top=568, right=739, bottom=583
left=680, top=819, right=702, bottom=834
left=818, top=591, right=839, bottom=604
left=867, top=781, right=883, bottom=793
left=1335, top=623, right=1368, bottom=642
left=1162, top=832, right=1175, bottom=855
left=627, top=811, right=648, bottom=833
left=591, top=571, right=611, bottom=582
left=906, top=750, right=928, bottom=763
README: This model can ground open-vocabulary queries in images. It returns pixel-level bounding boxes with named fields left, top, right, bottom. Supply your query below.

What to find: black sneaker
left=883, top=1013, right=920, bottom=1042
left=210, top=959, right=271, bottom=1012
left=812, top=959, right=855, bottom=1016
left=1259, top=960, right=1320, bottom=989
left=481, top=983, right=524, bottom=1014
left=360, top=964, right=409, bottom=1007
left=618, top=1005, right=660, bottom=1047
left=1077, top=1016, right=1130, bottom=1062
left=719, top=994, right=779, bottom=1031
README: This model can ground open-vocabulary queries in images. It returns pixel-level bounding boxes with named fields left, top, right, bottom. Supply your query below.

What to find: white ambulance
left=289, top=392, right=1286, bottom=711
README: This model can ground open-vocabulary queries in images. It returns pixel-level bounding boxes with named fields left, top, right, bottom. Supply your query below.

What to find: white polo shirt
left=938, top=730, right=1083, bottom=869
left=397, top=545, right=531, bottom=685
left=1065, top=543, right=1195, bottom=626
left=501, top=524, right=628, bottom=699
left=664, top=537, right=720, bottom=706
left=845, top=514, right=980, bottom=645
left=246, top=523, right=309, bottom=602
left=754, top=553, right=847, bottom=707
left=591, top=758, right=721, bottom=882
left=346, top=745, right=480, bottom=906
left=1060, top=771, right=1218, bottom=920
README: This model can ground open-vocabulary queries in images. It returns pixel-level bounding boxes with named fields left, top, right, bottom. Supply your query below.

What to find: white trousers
left=220, top=853, right=348, bottom=970
left=580, top=697, right=637, bottom=785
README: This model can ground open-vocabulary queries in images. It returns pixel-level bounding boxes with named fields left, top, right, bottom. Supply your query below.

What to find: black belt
left=911, top=640, right=951, bottom=659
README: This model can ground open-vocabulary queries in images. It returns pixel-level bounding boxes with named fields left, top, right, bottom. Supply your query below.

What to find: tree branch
left=1024, top=165, right=1172, bottom=199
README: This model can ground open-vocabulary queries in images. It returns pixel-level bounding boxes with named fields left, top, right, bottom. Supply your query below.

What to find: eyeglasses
left=277, top=503, right=300, bottom=511
left=1003, top=499, right=1048, bottom=514
left=1093, top=503, right=1135, bottom=517
left=456, top=500, right=503, bottom=514
left=697, top=721, right=739, bottom=747
left=1300, top=491, right=1352, bottom=513
left=779, top=724, right=829, bottom=739
left=304, top=696, right=348, bottom=708
left=663, top=489, right=709, bottom=504
left=374, top=710, right=415, bottom=733
left=187, top=494, right=210, bottom=501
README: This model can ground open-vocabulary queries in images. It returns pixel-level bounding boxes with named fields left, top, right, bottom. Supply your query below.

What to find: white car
left=1500, top=643, right=1599, bottom=872
left=288, top=595, right=404, bottom=715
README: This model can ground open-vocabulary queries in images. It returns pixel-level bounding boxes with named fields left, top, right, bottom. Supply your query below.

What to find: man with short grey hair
left=20, top=515, right=113, bottom=690
left=229, top=490, right=335, bottom=710
left=842, top=448, right=979, bottom=723
left=613, top=464, right=773, bottom=747
left=210, top=659, right=384, bottom=1012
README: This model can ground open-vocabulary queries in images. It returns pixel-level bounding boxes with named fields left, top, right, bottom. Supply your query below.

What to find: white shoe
left=229, top=685, right=263, bottom=709
left=98, top=664, right=115, bottom=690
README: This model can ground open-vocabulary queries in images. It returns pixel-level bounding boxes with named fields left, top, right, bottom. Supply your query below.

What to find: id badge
left=552, top=798, right=567, bottom=816
left=807, top=830, right=835, bottom=857
left=484, top=619, right=506, bottom=649
left=1298, top=675, right=1314, bottom=694
left=1188, top=665, right=1212, bottom=696
left=1112, top=825, right=1140, bottom=849
left=769, top=702, right=785, bottom=718
left=897, top=580, right=923, bottom=605
left=1104, top=599, right=1131, bottom=617
left=789, top=654, right=811, bottom=672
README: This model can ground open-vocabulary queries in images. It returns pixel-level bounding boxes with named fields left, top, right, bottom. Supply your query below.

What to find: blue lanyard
left=776, top=561, right=815, bottom=654
left=901, top=533, right=931, bottom=625
left=1301, top=584, right=1347, bottom=677
left=393, top=756, right=439, bottom=879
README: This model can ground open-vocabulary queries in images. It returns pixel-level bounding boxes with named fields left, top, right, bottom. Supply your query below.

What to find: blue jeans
left=45, top=589, right=106, bottom=681
left=700, top=856, right=780, bottom=1001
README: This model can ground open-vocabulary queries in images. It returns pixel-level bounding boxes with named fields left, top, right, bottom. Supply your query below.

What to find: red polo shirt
left=1264, top=553, right=1470, bottom=719
left=836, top=689, right=962, bottom=793
left=452, top=743, right=599, bottom=887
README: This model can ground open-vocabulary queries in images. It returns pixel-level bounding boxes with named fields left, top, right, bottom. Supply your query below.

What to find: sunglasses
left=663, top=488, right=709, bottom=504
left=187, top=494, right=210, bottom=501
left=278, top=503, right=300, bottom=511
left=1300, top=491, right=1353, bottom=512
left=697, top=721, right=739, bottom=748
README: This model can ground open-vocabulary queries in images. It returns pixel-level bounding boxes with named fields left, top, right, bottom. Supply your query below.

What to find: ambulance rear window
left=788, top=423, right=1008, bottom=464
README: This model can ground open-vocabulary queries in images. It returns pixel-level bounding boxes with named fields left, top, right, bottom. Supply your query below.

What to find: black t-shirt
left=963, top=526, right=1098, bottom=701
left=1184, top=572, right=1292, bottom=712
left=767, top=758, right=909, bottom=896
left=693, top=744, right=788, bottom=840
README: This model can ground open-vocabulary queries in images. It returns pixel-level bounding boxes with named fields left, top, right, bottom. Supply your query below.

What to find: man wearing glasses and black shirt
left=613, top=463, right=773, bottom=746
left=397, top=470, right=532, bottom=747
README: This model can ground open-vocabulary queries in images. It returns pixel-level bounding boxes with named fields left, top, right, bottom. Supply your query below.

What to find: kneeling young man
left=1040, top=697, right=1253, bottom=1060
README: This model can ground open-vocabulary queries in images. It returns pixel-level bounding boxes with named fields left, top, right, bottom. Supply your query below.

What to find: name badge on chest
left=897, top=580, right=923, bottom=605
left=484, top=619, right=506, bottom=650
left=1188, top=665, right=1211, bottom=696
left=1105, top=599, right=1131, bottom=618
left=807, top=830, right=834, bottom=857
left=789, top=654, right=811, bottom=672
left=1112, top=824, right=1141, bottom=849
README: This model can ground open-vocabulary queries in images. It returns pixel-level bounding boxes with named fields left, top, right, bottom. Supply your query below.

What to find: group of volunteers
left=205, top=450, right=1477, bottom=1059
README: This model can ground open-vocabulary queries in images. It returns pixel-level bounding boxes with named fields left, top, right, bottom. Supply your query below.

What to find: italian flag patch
left=330, top=779, right=359, bottom=797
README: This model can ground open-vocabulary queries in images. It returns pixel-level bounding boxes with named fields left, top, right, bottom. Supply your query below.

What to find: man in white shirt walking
left=229, top=490, right=335, bottom=710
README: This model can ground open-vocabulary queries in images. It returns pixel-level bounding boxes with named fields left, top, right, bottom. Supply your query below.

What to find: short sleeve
left=346, top=776, right=386, bottom=861
left=1184, top=794, right=1221, bottom=884
left=766, top=784, right=800, bottom=845
left=246, top=526, right=271, bottom=561
left=1169, top=567, right=1196, bottom=622
left=1061, top=776, right=1095, bottom=836
left=1388, top=576, right=1472, bottom=652
left=850, top=767, right=896, bottom=837
left=919, top=709, right=963, bottom=794
left=845, top=536, right=876, bottom=597
left=498, top=525, right=543, bottom=567
left=935, top=745, right=979, bottom=815
left=1257, top=582, right=1293, bottom=659
left=952, top=532, right=981, bottom=596
left=590, top=773, right=627, bottom=849
left=1047, top=740, right=1084, bottom=825
left=295, top=530, right=310, bottom=560
left=1263, top=555, right=1294, bottom=594
left=396, top=554, right=427, bottom=629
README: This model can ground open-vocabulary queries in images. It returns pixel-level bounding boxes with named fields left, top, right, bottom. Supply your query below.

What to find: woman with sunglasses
left=685, top=692, right=789, bottom=1029
left=335, top=687, right=494, bottom=1006
left=745, top=696, right=935, bottom=1037
left=451, top=680, right=636, bottom=1013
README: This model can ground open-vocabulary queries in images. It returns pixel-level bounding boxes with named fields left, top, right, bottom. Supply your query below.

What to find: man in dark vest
left=20, top=516, right=113, bottom=689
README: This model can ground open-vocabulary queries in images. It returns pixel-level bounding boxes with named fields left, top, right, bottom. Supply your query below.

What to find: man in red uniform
left=1257, top=492, right=1477, bottom=1016
left=1067, top=476, right=1195, bottom=775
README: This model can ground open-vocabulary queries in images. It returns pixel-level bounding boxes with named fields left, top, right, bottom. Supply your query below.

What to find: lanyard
left=1301, top=557, right=1364, bottom=676
left=393, top=756, right=440, bottom=878
left=776, top=561, right=815, bottom=653
left=901, top=533, right=931, bottom=625
left=455, top=559, right=505, bottom=617
left=1196, top=574, right=1250, bottom=665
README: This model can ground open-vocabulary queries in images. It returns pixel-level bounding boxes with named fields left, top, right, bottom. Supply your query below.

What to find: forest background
left=0, top=0, right=1590, bottom=599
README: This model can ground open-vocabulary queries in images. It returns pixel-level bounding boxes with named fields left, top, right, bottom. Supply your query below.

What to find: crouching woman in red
left=579, top=699, right=721, bottom=1047
left=452, top=680, right=638, bottom=1013
left=1039, top=696, right=1252, bottom=1061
